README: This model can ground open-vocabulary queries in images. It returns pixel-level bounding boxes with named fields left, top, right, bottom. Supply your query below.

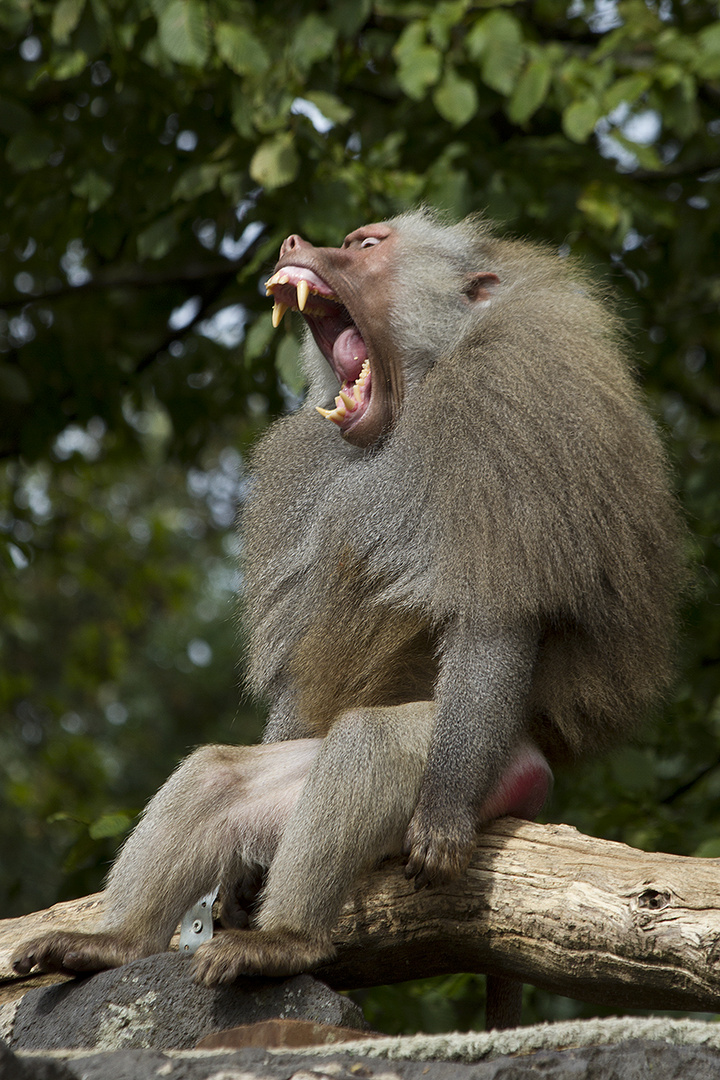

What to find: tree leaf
left=304, top=90, right=354, bottom=125
left=562, top=96, right=601, bottom=143
left=89, top=812, right=132, bottom=840
left=433, top=68, right=478, bottom=128
left=72, top=170, right=113, bottom=211
left=393, top=22, right=442, bottom=101
left=428, top=0, right=471, bottom=50
left=49, top=49, right=88, bottom=80
left=5, top=132, right=53, bottom=172
left=275, top=333, right=304, bottom=395
left=171, top=163, right=222, bottom=201
left=695, top=23, right=720, bottom=78
left=157, top=0, right=210, bottom=67
left=327, top=0, right=372, bottom=35
left=577, top=181, right=622, bottom=230
left=215, top=22, right=269, bottom=76
left=603, top=73, right=652, bottom=114
left=467, top=10, right=524, bottom=96
left=249, top=133, right=299, bottom=189
left=507, top=57, right=552, bottom=124
left=244, top=312, right=275, bottom=364
left=51, top=0, right=86, bottom=44
left=290, top=14, right=337, bottom=71
left=137, top=214, right=178, bottom=260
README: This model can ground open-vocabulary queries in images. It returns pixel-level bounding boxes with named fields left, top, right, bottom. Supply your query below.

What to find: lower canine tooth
left=272, top=302, right=288, bottom=328
left=339, top=391, right=356, bottom=410
left=316, top=405, right=345, bottom=427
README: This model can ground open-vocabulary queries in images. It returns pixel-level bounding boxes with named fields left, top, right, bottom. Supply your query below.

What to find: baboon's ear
left=463, top=272, right=500, bottom=302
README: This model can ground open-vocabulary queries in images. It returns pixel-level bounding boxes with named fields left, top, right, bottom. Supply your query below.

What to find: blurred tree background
left=1, top=0, right=719, bottom=1032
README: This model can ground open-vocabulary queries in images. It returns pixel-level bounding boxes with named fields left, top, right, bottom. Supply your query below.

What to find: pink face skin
left=266, top=224, right=404, bottom=448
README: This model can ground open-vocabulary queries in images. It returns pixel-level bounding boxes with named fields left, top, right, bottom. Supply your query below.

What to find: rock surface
left=7, top=954, right=366, bottom=1051
left=6, top=955, right=720, bottom=1079
left=0, top=1038, right=75, bottom=1079
left=6, top=1039, right=720, bottom=1080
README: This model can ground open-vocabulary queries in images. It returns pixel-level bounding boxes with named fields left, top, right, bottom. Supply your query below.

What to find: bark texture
left=3, top=819, right=720, bottom=1013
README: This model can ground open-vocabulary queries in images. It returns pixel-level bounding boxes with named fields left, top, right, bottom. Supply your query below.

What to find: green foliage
left=467, top=10, right=525, bottom=95
left=250, top=133, right=300, bottom=189
left=156, top=1, right=211, bottom=68
left=0, top=0, right=719, bottom=1034
left=0, top=433, right=262, bottom=912
left=352, top=974, right=488, bottom=1034
left=433, top=67, right=479, bottom=128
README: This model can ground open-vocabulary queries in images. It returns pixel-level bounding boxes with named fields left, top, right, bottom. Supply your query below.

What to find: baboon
left=14, top=210, right=684, bottom=994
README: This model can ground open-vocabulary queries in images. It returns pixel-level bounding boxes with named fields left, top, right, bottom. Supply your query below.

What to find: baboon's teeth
left=316, top=404, right=345, bottom=426
left=296, top=279, right=310, bottom=312
left=265, top=271, right=290, bottom=291
left=271, top=302, right=288, bottom=328
left=316, top=358, right=371, bottom=427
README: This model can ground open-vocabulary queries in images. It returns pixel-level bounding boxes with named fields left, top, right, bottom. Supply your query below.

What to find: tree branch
left=2, top=819, right=720, bottom=1013
left=0, top=228, right=268, bottom=312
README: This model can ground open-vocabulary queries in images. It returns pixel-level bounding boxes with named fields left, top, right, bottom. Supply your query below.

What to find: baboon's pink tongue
left=332, top=327, right=367, bottom=383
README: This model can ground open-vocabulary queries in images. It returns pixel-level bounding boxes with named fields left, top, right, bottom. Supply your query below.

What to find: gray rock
left=10, top=953, right=366, bottom=1052
left=12, top=1040, right=720, bottom=1080
left=0, top=1038, right=75, bottom=1079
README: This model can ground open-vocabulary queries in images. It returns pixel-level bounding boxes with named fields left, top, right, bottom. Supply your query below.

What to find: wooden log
left=2, top=819, right=720, bottom=1013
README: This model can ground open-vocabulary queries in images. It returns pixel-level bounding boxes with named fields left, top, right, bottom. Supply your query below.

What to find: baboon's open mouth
left=265, top=266, right=372, bottom=432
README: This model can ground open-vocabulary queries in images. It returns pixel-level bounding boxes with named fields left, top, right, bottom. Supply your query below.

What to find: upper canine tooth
left=297, top=279, right=310, bottom=312
left=272, top=301, right=288, bottom=328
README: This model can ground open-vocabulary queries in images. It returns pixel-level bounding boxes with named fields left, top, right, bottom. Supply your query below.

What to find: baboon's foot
left=191, top=928, right=333, bottom=985
left=12, top=931, right=142, bottom=977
